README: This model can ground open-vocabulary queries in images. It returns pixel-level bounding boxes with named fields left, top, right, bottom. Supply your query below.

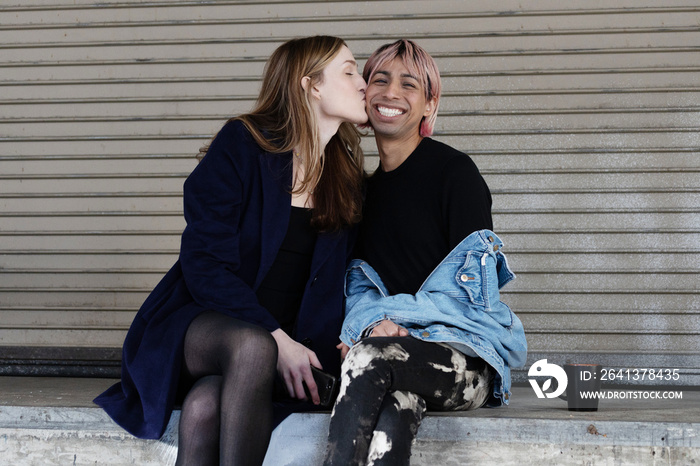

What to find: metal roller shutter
left=1, top=0, right=698, bottom=383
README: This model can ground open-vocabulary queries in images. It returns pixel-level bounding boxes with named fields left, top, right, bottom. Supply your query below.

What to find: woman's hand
left=271, top=329, right=322, bottom=404
left=369, top=319, right=409, bottom=338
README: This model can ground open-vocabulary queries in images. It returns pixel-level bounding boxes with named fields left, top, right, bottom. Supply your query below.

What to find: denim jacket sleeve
left=341, top=260, right=452, bottom=345
left=340, top=259, right=448, bottom=345
left=340, top=259, right=391, bottom=345
left=340, top=259, right=476, bottom=347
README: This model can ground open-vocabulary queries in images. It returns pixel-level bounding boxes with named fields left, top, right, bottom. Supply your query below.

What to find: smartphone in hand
left=303, top=365, right=340, bottom=408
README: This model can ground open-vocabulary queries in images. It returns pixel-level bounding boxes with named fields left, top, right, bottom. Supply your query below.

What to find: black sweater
left=357, top=137, right=493, bottom=295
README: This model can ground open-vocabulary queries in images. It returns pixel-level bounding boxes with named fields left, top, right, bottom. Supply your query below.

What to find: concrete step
left=0, top=377, right=699, bottom=465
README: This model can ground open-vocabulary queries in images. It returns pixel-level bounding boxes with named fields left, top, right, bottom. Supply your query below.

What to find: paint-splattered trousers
left=323, top=336, right=494, bottom=466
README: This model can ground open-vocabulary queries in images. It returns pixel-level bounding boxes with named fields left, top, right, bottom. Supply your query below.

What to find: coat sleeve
left=179, top=122, right=280, bottom=331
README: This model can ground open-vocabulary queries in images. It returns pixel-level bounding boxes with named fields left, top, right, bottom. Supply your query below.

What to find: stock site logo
left=528, top=359, right=567, bottom=399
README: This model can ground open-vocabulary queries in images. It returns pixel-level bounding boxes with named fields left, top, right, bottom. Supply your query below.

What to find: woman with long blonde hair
left=95, top=35, right=367, bottom=465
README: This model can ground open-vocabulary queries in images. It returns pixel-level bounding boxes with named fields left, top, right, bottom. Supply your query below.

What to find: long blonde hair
left=202, top=36, right=364, bottom=231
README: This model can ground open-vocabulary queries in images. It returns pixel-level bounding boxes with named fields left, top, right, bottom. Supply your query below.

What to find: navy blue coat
left=94, top=120, right=354, bottom=439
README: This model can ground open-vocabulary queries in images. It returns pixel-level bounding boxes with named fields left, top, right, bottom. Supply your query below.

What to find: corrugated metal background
left=1, top=0, right=698, bottom=383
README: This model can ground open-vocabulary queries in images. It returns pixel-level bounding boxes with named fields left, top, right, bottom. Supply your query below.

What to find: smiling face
left=365, top=57, right=435, bottom=146
left=313, top=45, right=368, bottom=127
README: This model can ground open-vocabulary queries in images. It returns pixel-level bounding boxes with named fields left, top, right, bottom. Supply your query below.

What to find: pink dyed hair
left=362, top=39, right=441, bottom=137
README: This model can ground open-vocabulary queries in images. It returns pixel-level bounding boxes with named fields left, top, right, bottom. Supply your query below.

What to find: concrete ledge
left=1, top=377, right=699, bottom=465
left=267, top=413, right=700, bottom=466
left=2, top=405, right=699, bottom=465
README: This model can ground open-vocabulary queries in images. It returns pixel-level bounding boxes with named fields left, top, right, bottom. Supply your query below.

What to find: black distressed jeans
left=323, top=336, right=494, bottom=466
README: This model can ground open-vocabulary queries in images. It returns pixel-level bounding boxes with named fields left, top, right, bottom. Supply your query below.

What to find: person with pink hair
left=323, top=39, right=526, bottom=465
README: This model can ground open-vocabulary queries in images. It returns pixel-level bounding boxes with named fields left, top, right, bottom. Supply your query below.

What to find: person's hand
left=271, top=329, right=322, bottom=404
left=336, top=342, right=350, bottom=360
left=369, top=319, right=409, bottom=338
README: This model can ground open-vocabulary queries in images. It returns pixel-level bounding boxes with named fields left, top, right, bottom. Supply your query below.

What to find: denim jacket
left=341, top=229, right=527, bottom=406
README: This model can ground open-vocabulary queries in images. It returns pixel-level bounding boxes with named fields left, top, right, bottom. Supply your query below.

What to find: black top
left=357, top=137, right=493, bottom=295
left=257, top=206, right=317, bottom=336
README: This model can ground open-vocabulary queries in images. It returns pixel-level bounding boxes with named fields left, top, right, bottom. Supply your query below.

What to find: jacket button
left=488, top=236, right=494, bottom=242
left=460, top=274, right=468, bottom=282
left=421, top=331, right=430, bottom=337
left=310, top=276, right=318, bottom=286
left=493, top=245, right=500, bottom=251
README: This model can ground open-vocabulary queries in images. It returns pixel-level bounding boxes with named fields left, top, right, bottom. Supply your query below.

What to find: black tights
left=175, top=311, right=278, bottom=466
